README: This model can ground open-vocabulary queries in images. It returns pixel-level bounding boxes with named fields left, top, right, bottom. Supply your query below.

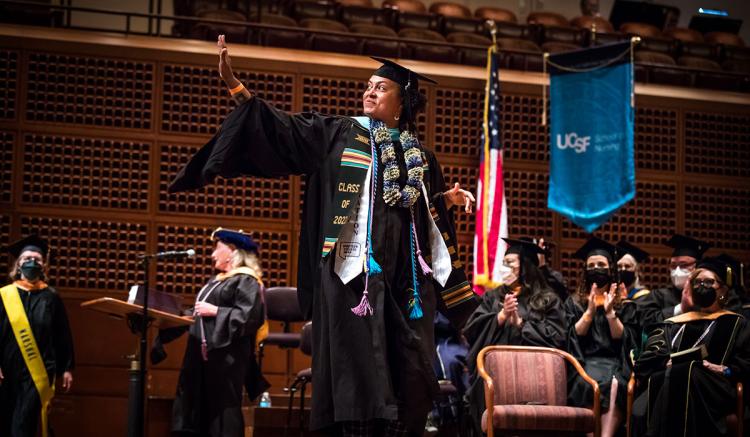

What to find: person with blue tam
left=169, top=35, right=479, bottom=436
left=171, top=228, right=267, bottom=437
left=1, top=235, right=74, bottom=437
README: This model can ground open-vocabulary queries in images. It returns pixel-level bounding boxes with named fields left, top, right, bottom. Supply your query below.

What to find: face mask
left=498, top=264, right=518, bottom=286
left=586, top=268, right=611, bottom=288
left=20, top=259, right=43, bottom=281
left=670, top=267, right=690, bottom=289
left=619, top=270, right=636, bottom=288
left=692, top=286, right=717, bottom=308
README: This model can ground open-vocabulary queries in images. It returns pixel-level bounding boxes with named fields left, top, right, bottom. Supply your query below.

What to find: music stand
left=81, top=297, right=193, bottom=437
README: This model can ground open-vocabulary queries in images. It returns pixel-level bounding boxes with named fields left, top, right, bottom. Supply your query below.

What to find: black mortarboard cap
left=6, top=234, right=49, bottom=258
left=715, top=253, right=744, bottom=288
left=503, top=237, right=545, bottom=266
left=665, top=234, right=710, bottom=259
left=371, top=57, right=438, bottom=91
left=574, top=236, right=616, bottom=262
left=697, top=256, right=733, bottom=286
left=211, top=227, right=259, bottom=254
left=616, top=239, right=649, bottom=263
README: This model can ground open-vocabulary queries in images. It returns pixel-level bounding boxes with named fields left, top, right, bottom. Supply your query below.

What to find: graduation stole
left=421, top=167, right=478, bottom=329
left=321, top=121, right=372, bottom=257
left=0, top=284, right=54, bottom=437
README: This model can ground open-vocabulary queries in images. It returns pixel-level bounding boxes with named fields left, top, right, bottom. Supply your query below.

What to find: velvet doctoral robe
left=172, top=273, right=265, bottom=437
left=631, top=311, right=750, bottom=437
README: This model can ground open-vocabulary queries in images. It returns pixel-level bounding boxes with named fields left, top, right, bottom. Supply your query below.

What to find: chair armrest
left=737, top=382, right=744, bottom=437
left=477, top=345, right=496, bottom=437
left=626, top=372, right=636, bottom=437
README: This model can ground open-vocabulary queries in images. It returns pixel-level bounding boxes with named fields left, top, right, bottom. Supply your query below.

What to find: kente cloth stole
left=321, top=121, right=372, bottom=257
left=0, top=284, right=54, bottom=437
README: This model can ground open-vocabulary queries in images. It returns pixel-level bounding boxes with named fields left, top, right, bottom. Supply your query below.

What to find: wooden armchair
left=477, top=345, right=601, bottom=437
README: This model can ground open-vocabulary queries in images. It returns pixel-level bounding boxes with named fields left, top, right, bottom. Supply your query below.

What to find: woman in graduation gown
left=615, top=240, right=651, bottom=363
left=464, top=238, right=566, bottom=436
left=169, top=36, right=477, bottom=435
left=172, top=228, right=266, bottom=437
left=565, top=237, right=633, bottom=437
left=631, top=257, right=750, bottom=437
left=0, top=235, right=74, bottom=437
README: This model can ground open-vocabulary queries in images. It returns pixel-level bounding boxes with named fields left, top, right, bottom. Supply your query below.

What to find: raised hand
left=217, top=35, right=240, bottom=89
left=604, top=283, right=617, bottom=315
left=444, top=182, right=476, bottom=213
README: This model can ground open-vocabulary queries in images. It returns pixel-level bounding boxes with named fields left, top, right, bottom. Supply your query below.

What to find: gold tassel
left=727, top=266, right=733, bottom=288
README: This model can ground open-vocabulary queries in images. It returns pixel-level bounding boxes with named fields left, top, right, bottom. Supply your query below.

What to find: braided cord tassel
left=408, top=215, right=423, bottom=320
left=352, top=120, right=379, bottom=317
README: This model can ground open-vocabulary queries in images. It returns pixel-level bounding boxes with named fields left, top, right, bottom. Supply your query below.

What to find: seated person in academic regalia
left=565, top=237, right=635, bottom=437
left=464, top=237, right=566, bottom=436
left=171, top=228, right=267, bottom=437
left=631, top=257, right=750, bottom=437
left=615, top=239, right=651, bottom=362
left=0, top=235, right=74, bottom=437
left=638, top=234, right=706, bottom=331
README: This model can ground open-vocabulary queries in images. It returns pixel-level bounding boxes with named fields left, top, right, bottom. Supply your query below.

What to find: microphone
left=150, top=249, right=196, bottom=259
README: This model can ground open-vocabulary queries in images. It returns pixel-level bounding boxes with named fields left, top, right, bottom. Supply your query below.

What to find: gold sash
left=1, top=284, right=54, bottom=437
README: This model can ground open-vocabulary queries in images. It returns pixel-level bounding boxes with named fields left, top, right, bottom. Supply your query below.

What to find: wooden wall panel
left=26, top=52, right=154, bottom=129
left=21, top=133, right=151, bottom=210
left=0, top=49, right=18, bottom=120
left=1, top=130, right=12, bottom=203
left=1, top=28, right=749, bottom=437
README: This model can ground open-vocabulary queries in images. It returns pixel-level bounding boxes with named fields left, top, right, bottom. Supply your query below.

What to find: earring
left=394, top=114, right=400, bottom=121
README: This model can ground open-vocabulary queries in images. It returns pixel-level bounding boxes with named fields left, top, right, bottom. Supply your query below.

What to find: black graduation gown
left=169, top=98, right=464, bottom=433
left=564, top=298, right=631, bottom=411
left=464, top=286, right=567, bottom=436
left=0, top=285, right=75, bottom=437
left=631, top=311, right=750, bottom=437
left=172, top=273, right=264, bottom=437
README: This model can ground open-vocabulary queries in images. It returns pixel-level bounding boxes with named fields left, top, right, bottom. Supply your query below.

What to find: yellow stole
left=1, top=283, right=54, bottom=437
left=666, top=309, right=739, bottom=324
left=214, top=267, right=269, bottom=346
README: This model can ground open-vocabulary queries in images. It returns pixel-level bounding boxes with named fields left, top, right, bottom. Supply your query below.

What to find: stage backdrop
left=1, top=25, right=749, bottom=436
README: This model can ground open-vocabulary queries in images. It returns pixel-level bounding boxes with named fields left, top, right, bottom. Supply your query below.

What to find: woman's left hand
left=194, top=301, right=219, bottom=317
left=444, top=182, right=475, bottom=213
left=62, top=371, right=73, bottom=392
left=604, top=283, right=617, bottom=314
left=702, top=360, right=727, bottom=375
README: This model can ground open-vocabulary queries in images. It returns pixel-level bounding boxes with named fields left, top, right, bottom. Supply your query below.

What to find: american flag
left=473, top=46, right=507, bottom=294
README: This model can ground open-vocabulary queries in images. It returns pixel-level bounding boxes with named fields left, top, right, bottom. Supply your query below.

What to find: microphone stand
left=127, top=254, right=153, bottom=437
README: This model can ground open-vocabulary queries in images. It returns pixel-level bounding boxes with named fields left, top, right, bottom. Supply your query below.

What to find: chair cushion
left=263, top=332, right=301, bottom=348
left=481, top=405, right=595, bottom=433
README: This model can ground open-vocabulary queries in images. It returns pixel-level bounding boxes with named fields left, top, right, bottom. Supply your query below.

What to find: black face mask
left=692, top=286, right=717, bottom=308
left=586, top=268, right=611, bottom=288
left=20, top=259, right=44, bottom=281
left=619, top=270, right=636, bottom=288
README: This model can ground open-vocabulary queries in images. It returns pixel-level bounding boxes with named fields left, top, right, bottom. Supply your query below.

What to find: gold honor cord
left=542, top=36, right=641, bottom=125
left=1, top=284, right=55, bottom=437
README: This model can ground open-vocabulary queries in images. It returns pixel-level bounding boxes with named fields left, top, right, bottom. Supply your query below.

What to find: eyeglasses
left=670, top=261, right=696, bottom=270
left=691, top=278, right=717, bottom=289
